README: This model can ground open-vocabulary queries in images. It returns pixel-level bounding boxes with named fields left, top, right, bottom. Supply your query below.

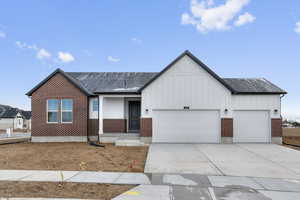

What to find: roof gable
left=26, top=69, right=93, bottom=96
left=139, top=50, right=236, bottom=93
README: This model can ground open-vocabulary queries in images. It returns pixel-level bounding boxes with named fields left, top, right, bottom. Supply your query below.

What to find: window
left=47, top=99, right=59, bottom=123
left=61, top=99, right=73, bottom=123
left=92, top=98, right=99, bottom=112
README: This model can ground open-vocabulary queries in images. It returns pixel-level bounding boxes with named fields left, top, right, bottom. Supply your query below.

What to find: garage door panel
left=153, top=110, right=220, bottom=143
left=234, top=111, right=270, bottom=143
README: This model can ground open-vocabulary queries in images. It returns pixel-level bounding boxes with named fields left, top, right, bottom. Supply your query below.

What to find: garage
left=233, top=110, right=270, bottom=143
left=152, top=110, right=220, bottom=143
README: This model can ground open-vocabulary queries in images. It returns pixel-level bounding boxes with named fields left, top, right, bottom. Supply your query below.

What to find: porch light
left=274, top=109, right=278, bottom=113
left=224, top=109, right=228, bottom=113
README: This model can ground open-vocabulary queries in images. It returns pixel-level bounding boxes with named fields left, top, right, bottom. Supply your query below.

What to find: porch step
left=115, top=139, right=145, bottom=147
left=99, top=133, right=140, bottom=146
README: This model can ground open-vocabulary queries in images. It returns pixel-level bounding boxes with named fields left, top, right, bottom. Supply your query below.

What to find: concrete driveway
left=145, top=144, right=300, bottom=179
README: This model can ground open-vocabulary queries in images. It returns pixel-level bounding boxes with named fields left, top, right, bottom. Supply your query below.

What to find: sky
left=0, top=0, right=299, bottom=120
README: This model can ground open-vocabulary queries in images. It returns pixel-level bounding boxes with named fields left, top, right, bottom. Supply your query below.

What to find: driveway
left=145, top=144, right=300, bottom=179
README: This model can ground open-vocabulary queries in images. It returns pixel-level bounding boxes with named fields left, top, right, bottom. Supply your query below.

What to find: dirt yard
left=0, top=143, right=148, bottom=172
left=283, top=128, right=300, bottom=149
left=0, top=181, right=134, bottom=199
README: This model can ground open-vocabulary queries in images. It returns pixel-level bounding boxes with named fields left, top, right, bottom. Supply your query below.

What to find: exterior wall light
left=274, top=109, right=278, bottom=113
left=224, top=109, right=228, bottom=113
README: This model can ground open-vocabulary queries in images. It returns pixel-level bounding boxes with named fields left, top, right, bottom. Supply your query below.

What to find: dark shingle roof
left=21, top=111, right=32, bottom=120
left=26, top=51, right=286, bottom=96
left=67, top=72, right=158, bottom=94
left=1, top=107, right=19, bottom=118
left=0, top=105, right=10, bottom=118
left=0, top=104, right=31, bottom=119
left=223, top=78, right=286, bottom=94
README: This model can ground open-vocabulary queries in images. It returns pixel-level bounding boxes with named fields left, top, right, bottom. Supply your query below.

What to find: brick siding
left=140, top=118, right=152, bottom=137
left=31, top=73, right=88, bottom=137
left=272, top=118, right=282, bottom=137
left=103, top=119, right=126, bottom=133
left=221, top=118, right=233, bottom=137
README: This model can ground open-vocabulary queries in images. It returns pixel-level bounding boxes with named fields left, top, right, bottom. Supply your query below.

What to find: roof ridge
left=223, top=77, right=265, bottom=79
left=66, top=72, right=158, bottom=74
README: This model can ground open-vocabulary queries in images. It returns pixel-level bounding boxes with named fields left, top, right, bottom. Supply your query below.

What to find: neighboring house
left=26, top=51, right=286, bottom=143
left=0, top=105, right=32, bottom=130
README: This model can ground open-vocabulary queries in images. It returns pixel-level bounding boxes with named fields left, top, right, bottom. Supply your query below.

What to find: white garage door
left=152, top=110, right=220, bottom=143
left=234, top=110, right=270, bottom=143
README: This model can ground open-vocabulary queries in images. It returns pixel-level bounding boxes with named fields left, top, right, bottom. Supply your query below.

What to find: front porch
left=89, top=95, right=150, bottom=145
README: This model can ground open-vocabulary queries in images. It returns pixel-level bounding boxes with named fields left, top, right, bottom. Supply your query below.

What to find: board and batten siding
left=103, top=97, right=125, bottom=119
left=141, top=55, right=232, bottom=118
left=232, top=95, right=281, bottom=119
left=141, top=55, right=282, bottom=119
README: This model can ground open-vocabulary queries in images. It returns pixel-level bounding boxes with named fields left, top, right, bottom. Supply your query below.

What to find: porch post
left=98, top=95, right=104, bottom=135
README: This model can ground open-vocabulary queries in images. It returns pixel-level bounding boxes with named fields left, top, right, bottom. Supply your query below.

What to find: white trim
left=152, top=108, right=220, bottom=111
left=61, top=99, right=73, bottom=124
left=92, top=98, right=99, bottom=112
left=102, top=95, right=141, bottom=98
left=46, top=99, right=59, bottom=124
left=98, top=96, right=104, bottom=135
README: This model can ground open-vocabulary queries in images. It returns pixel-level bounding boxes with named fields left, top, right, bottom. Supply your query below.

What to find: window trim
left=92, top=98, right=99, bottom=112
left=61, top=99, right=73, bottom=124
left=47, top=99, right=59, bottom=124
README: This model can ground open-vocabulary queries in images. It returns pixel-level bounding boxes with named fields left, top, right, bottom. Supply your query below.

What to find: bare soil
left=0, top=181, right=134, bottom=200
left=283, top=128, right=300, bottom=150
left=0, top=143, right=148, bottom=172
left=283, top=127, right=300, bottom=137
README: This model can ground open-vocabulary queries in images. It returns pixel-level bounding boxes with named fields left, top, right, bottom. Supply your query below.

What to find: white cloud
left=37, top=48, right=51, bottom=60
left=0, top=31, right=6, bottom=39
left=234, top=12, right=255, bottom=26
left=16, top=41, right=52, bottom=61
left=15, top=41, right=38, bottom=50
left=131, top=38, right=142, bottom=44
left=107, top=56, right=120, bottom=63
left=58, top=52, right=75, bottom=63
left=295, top=21, right=300, bottom=34
left=181, top=0, right=253, bottom=33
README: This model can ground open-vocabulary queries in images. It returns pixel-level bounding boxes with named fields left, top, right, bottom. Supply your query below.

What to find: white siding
left=103, top=97, right=125, bottom=119
left=142, top=55, right=232, bottom=118
left=141, top=55, right=282, bottom=119
left=0, top=118, right=14, bottom=129
left=232, top=95, right=281, bottom=119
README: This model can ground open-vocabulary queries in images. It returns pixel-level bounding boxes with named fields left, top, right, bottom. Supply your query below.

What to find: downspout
left=280, top=94, right=285, bottom=119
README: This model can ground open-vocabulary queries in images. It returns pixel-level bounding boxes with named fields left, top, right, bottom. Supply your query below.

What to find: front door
left=128, top=101, right=141, bottom=132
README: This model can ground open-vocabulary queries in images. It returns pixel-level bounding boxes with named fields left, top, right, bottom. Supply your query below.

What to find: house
left=0, top=105, right=32, bottom=130
left=26, top=51, right=286, bottom=144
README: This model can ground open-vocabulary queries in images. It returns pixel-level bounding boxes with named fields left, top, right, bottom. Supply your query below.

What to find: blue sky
left=0, top=0, right=299, bottom=119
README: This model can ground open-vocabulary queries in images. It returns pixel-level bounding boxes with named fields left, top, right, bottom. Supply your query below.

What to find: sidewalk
left=1, top=170, right=300, bottom=199
left=0, top=170, right=150, bottom=185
